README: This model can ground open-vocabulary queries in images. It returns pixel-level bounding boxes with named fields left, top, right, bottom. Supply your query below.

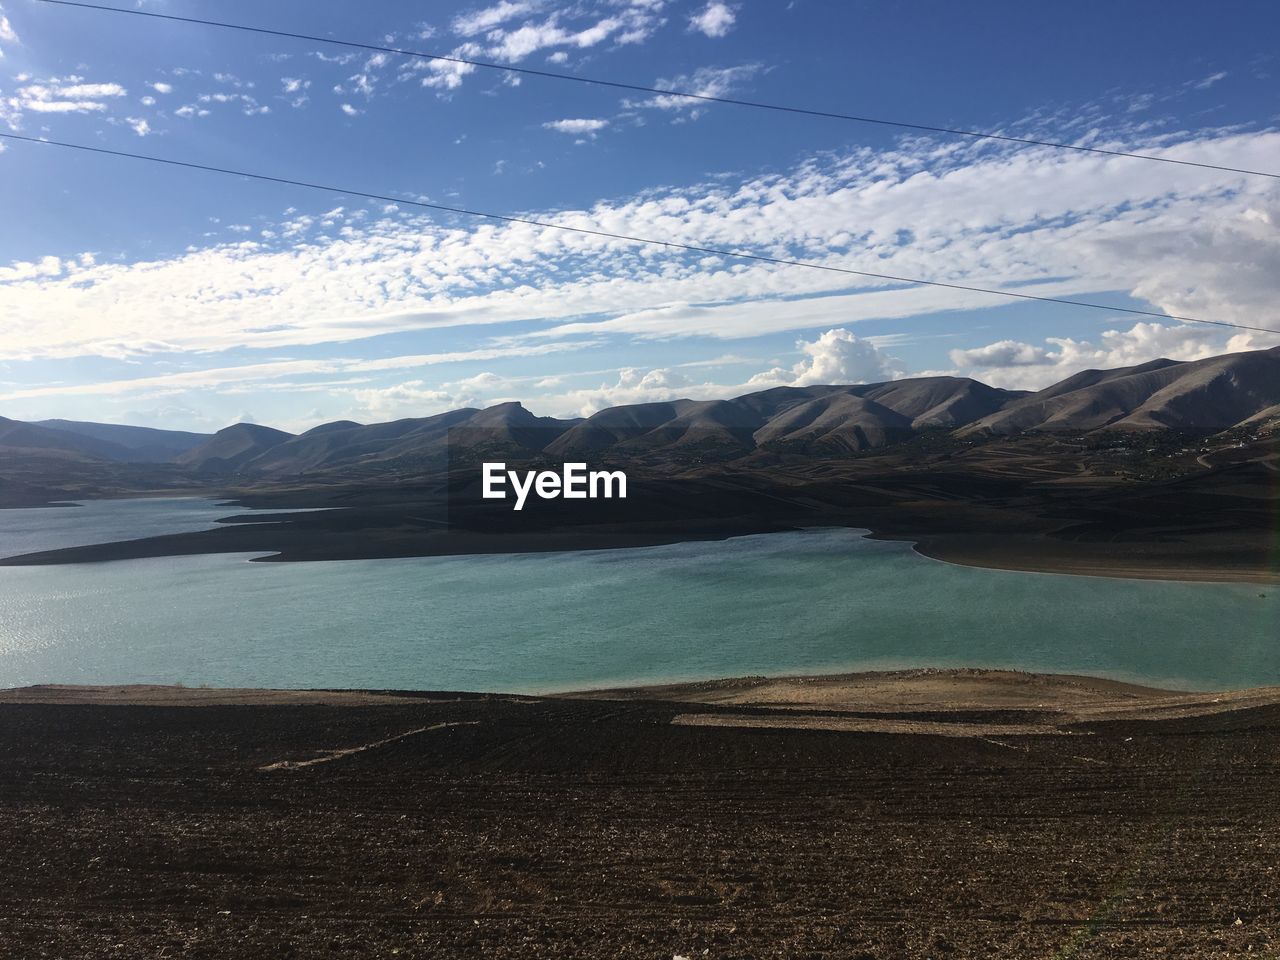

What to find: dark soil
left=1, top=694, right=1277, bottom=957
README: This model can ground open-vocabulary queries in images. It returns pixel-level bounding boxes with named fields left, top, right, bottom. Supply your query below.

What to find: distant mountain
left=960, top=346, right=1280, bottom=436
left=181, top=352, right=1280, bottom=477
left=36, top=419, right=211, bottom=462
left=547, top=400, right=702, bottom=458
left=299, top=420, right=363, bottom=437
left=239, top=403, right=579, bottom=478
left=858, top=377, right=1027, bottom=429
left=175, top=423, right=295, bottom=474
left=5, top=346, right=1278, bottom=484
left=241, top=411, right=469, bottom=477
left=0, top=416, right=136, bottom=461
left=549, top=377, right=1020, bottom=460
left=753, top=393, right=913, bottom=452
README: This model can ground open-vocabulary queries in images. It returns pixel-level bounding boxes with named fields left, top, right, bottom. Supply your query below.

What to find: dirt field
left=1, top=671, right=1278, bottom=958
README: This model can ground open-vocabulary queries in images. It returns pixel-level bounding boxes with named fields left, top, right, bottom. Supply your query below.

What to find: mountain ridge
left=3, top=346, right=1279, bottom=478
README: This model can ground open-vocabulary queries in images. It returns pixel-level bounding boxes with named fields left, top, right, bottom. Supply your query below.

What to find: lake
left=0, top=498, right=1275, bottom=692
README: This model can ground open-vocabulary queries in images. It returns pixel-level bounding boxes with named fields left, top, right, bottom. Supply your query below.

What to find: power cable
left=3, top=132, right=1276, bottom=336
left=36, top=0, right=1280, bottom=182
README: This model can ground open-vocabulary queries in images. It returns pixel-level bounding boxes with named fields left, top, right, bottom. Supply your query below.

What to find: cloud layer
left=4, top=124, right=1278, bottom=369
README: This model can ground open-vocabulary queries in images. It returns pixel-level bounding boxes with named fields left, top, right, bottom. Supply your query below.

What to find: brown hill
left=961, top=346, right=1280, bottom=436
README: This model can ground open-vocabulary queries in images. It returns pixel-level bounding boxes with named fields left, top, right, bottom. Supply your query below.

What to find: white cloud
left=416, top=45, right=480, bottom=89
left=311, top=2, right=665, bottom=100
left=280, top=77, right=311, bottom=107
left=50, top=82, right=126, bottom=98
left=0, top=341, right=595, bottom=402
left=193, top=91, right=268, bottom=116
left=545, top=367, right=695, bottom=417
left=3, top=77, right=127, bottom=123
left=945, top=321, right=1262, bottom=390
left=689, top=1, right=736, bottom=37
left=949, top=340, right=1054, bottom=368
left=630, top=63, right=762, bottom=114
left=452, top=1, right=541, bottom=37
left=124, top=116, right=151, bottom=137
left=0, top=8, right=18, bottom=47
left=749, top=329, right=904, bottom=387
left=150, top=81, right=173, bottom=94
left=346, top=369, right=523, bottom=418
left=1193, top=71, right=1227, bottom=90
left=542, top=117, right=609, bottom=136
left=1, top=121, right=1278, bottom=389
left=340, top=102, right=360, bottom=116
left=456, top=4, right=663, bottom=67
left=533, top=337, right=903, bottom=418
left=19, top=99, right=108, bottom=114
left=139, top=95, right=156, bottom=106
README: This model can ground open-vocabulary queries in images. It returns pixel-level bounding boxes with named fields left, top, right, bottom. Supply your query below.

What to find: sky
left=0, top=0, right=1278, bottom=432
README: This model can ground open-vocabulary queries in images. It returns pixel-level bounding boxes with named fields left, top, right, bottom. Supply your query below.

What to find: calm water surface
left=0, top=498, right=1274, bottom=692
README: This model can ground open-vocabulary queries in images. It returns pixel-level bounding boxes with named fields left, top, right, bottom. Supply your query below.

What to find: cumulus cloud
left=532, top=335, right=902, bottom=418
left=749, top=329, right=904, bottom=387
left=949, top=340, right=1054, bottom=368
left=346, top=370, right=522, bottom=418
left=150, top=81, right=173, bottom=94
left=541, top=367, right=693, bottom=417
left=945, top=321, right=1266, bottom=390
left=689, top=1, right=736, bottom=37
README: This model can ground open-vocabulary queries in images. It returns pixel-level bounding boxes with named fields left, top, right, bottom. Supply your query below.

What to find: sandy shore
left=909, top=533, right=1280, bottom=585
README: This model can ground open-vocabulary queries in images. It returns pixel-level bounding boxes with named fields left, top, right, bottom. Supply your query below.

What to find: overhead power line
left=3, top=132, right=1277, bottom=338
left=36, top=0, right=1280, bottom=182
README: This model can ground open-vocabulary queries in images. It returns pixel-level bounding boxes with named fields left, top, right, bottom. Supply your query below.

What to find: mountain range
left=3, top=345, right=1278, bottom=480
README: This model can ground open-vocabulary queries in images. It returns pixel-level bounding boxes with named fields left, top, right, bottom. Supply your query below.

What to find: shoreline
left=1, top=509, right=1276, bottom=584
left=6, top=668, right=1280, bottom=726
left=906, top=534, right=1280, bottom=585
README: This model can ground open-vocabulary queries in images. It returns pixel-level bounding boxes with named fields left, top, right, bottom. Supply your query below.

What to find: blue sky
left=1, top=0, right=1278, bottom=431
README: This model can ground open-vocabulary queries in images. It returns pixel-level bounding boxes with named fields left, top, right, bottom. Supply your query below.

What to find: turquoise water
left=0, top=499, right=1275, bottom=692
left=0, top=496, right=248, bottom=557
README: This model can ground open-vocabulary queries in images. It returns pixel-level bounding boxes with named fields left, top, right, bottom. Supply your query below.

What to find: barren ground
left=1, top=670, right=1278, bottom=958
